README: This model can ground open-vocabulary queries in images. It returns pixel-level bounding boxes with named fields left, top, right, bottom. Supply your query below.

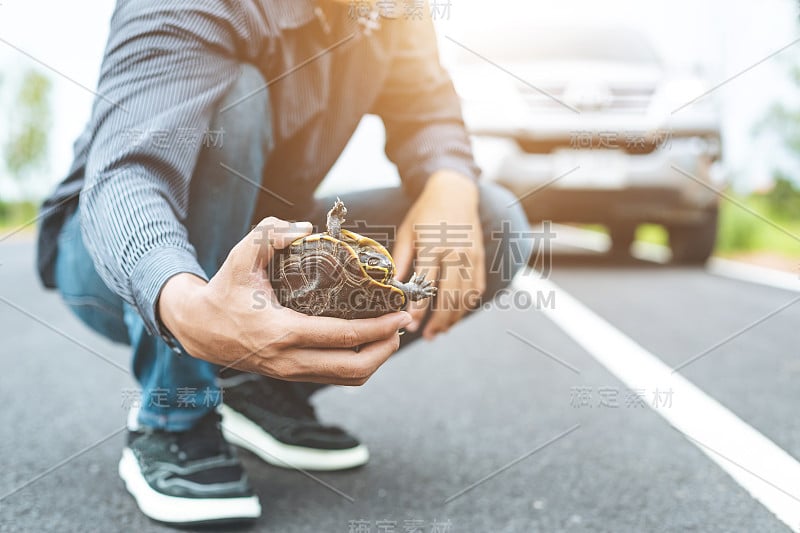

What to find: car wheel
left=667, top=208, right=718, bottom=264
left=608, top=223, right=636, bottom=257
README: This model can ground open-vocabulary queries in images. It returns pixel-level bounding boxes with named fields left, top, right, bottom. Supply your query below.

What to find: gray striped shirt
left=36, top=0, right=479, bottom=339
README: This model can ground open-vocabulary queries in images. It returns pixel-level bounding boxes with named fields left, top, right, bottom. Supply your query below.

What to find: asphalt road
left=1, top=238, right=798, bottom=533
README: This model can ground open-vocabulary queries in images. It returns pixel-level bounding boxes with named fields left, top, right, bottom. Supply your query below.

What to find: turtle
left=271, top=198, right=437, bottom=320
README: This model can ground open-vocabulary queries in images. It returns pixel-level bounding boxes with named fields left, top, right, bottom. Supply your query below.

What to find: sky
left=0, top=0, right=798, bottom=199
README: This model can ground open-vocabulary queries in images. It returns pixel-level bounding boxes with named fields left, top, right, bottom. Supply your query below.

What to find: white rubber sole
left=219, top=404, right=370, bottom=471
left=118, top=448, right=261, bottom=524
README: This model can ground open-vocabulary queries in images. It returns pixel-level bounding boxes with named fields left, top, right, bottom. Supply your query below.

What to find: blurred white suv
left=450, top=26, right=723, bottom=263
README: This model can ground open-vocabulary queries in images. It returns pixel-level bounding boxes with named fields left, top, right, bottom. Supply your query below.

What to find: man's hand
left=158, top=217, right=412, bottom=385
left=392, top=170, right=486, bottom=340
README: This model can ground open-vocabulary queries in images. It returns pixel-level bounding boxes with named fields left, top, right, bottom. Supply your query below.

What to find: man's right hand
left=158, top=217, right=412, bottom=386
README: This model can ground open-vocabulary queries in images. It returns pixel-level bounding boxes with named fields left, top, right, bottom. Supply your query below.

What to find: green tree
left=764, top=172, right=800, bottom=219
left=758, top=62, right=800, bottom=218
left=3, top=69, right=52, bottom=197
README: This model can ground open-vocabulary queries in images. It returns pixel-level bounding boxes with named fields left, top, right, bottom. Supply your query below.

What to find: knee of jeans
left=189, top=63, right=275, bottom=271
left=211, top=63, right=273, bottom=154
left=230, top=63, right=269, bottom=104
left=55, top=213, right=130, bottom=344
left=61, top=295, right=130, bottom=345
left=478, top=182, right=534, bottom=295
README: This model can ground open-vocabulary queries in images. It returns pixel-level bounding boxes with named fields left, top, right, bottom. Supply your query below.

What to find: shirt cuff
left=129, top=245, right=209, bottom=352
left=404, top=154, right=482, bottom=197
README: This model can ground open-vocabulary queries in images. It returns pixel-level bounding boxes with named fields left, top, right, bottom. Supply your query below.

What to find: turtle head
left=326, top=198, right=347, bottom=240
left=357, top=249, right=394, bottom=284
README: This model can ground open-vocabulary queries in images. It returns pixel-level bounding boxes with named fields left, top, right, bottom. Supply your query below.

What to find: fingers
left=472, top=238, right=487, bottom=300
left=289, top=310, right=412, bottom=348
left=454, top=243, right=486, bottom=321
left=422, top=262, right=455, bottom=339
left=422, top=247, right=485, bottom=340
left=280, top=334, right=403, bottom=385
left=406, top=301, right=428, bottom=332
left=423, top=278, right=458, bottom=340
left=391, top=222, right=415, bottom=282
left=234, top=217, right=313, bottom=271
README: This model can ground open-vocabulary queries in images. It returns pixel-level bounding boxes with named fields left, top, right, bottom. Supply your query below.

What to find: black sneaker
left=118, top=407, right=261, bottom=525
left=219, top=374, right=369, bottom=471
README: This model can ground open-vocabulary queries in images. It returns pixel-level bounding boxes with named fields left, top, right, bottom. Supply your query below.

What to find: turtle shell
left=272, top=229, right=406, bottom=319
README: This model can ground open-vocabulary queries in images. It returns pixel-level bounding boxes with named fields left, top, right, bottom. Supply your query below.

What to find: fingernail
left=406, top=321, right=419, bottom=332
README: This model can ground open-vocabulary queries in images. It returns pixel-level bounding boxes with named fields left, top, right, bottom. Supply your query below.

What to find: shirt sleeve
left=78, top=0, right=249, bottom=340
left=371, top=6, right=481, bottom=197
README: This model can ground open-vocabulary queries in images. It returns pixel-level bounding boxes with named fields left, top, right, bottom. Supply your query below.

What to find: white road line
left=708, top=258, right=800, bottom=293
left=514, top=269, right=800, bottom=531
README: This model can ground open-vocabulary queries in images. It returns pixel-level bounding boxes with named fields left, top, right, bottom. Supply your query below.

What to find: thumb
left=392, top=223, right=415, bottom=281
left=237, top=217, right=313, bottom=271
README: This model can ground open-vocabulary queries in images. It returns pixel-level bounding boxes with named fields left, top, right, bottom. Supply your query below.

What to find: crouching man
left=36, top=0, right=532, bottom=525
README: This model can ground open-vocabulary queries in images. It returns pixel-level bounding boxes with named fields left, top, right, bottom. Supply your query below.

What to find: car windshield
left=457, top=27, right=661, bottom=65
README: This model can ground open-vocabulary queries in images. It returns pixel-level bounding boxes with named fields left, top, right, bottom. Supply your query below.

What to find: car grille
left=518, top=84, right=655, bottom=114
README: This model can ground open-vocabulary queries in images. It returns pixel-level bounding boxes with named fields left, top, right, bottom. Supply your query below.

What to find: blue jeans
left=54, top=64, right=532, bottom=431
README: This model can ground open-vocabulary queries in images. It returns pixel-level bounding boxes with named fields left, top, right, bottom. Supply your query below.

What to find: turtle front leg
left=390, top=272, right=437, bottom=303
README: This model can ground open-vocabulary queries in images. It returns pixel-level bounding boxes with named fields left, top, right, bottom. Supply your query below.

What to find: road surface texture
left=1, top=237, right=798, bottom=532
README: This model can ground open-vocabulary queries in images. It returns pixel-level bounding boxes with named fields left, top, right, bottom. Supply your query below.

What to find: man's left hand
left=392, top=170, right=486, bottom=339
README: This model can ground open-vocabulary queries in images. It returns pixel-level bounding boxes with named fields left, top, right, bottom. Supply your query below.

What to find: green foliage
left=716, top=200, right=759, bottom=252
left=3, top=70, right=52, bottom=184
left=763, top=173, right=800, bottom=219
left=635, top=224, right=668, bottom=246
left=0, top=200, right=38, bottom=231
left=716, top=194, right=800, bottom=257
left=757, top=58, right=800, bottom=213
left=761, top=102, right=800, bottom=155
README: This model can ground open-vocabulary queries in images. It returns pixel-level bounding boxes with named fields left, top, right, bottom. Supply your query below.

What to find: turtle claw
left=388, top=272, right=436, bottom=303
left=406, top=272, right=437, bottom=300
left=332, top=197, right=347, bottom=218
left=326, top=198, right=347, bottom=239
